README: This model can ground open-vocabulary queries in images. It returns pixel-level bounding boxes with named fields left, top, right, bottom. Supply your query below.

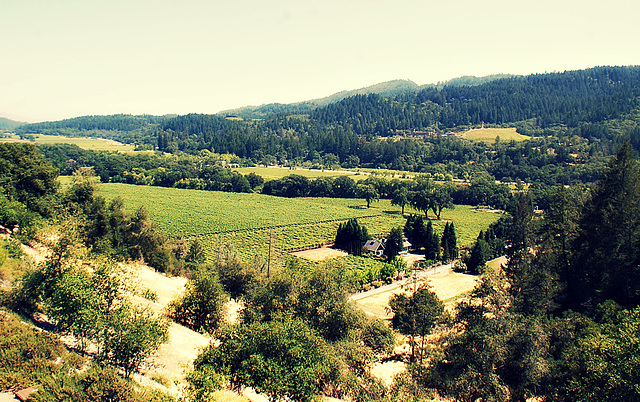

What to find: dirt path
left=126, top=263, right=210, bottom=394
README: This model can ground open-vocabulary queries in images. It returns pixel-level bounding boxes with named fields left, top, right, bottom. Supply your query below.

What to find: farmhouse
left=363, top=240, right=384, bottom=257
left=400, top=237, right=412, bottom=254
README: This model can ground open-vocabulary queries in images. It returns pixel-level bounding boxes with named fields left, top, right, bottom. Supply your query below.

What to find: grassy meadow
left=0, top=134, right=135, bottom=151
left=233, top=166, right=417, bottom=181
left=98, top=183, right=502, bottom=266
left=462, top=127, right=530, bottom=143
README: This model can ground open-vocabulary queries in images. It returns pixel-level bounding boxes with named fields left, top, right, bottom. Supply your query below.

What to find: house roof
left=363, top=240, right=384, bottom=251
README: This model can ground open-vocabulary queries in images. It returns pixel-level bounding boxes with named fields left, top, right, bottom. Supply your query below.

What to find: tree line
left=15, top=66, right=640, bottom=188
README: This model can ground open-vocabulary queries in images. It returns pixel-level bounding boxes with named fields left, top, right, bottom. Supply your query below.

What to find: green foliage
left=389, top=284, right=444, bottom=362
left=357, top=183, right=379, bottom=208
left=0, top=310, right=172, bottom=402
left=0, top=143, right=60, bottom=217
left=440, top=221, right=458, bottom=262
left=185, top=364, right=225, bottom=401
left=468, top=239, right=491, bottom=275
left=334, top=218, right=370, bottom=256
left=386, top=256, right=406, bottom=279
left=98, top=303, right=169, bottom=378
left=10, top=244, right=169, bottom=378
left=562, top=306, right=640, bottom=401
left=570, top=142, right=640, bottom=309
left=361, top=319, right=395, bottom=355
left=167, top=266, right=229, bottom=333
left=384, top=227, right=404, bottom=261
left=193, top=318, right=331, bottom=402
left=0, top=195, right=41, bottom=238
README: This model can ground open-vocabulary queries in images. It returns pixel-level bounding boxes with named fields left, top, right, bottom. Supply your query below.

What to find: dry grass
left=462, top=127, right=530, bottom=143
left=0, top=134, right=135, bottom=151
left=291, top=246, right=348, bottom=261
left=352, top=267, right=479, bottom=319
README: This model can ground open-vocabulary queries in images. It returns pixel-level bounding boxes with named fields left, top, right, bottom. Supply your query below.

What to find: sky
left=2, top=0, right=640, bottom=123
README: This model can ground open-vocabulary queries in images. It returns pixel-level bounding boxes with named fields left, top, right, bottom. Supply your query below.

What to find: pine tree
left=570, top=142, right=640, bottom=309
left=334, top=219, right=370, bottom=256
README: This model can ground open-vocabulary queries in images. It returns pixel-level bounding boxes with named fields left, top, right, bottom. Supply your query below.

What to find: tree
left=424, top=220, right=439, bottom=261
left=99, top=303, right=169, bottom=378
left=391, top=187, right=409, bottom=215
left=296, top=265, right=363, bottom=342
left=468, top=238, right=491, bottom=274
left=192, top=318, right=331, bottom=402
left=334, top=219, right=369, bottom=256
left=404, top=214, right=428, bottom=251
left=384, top=227, right=404, bottom=262
left=357, top=183, right=379, bottom=208
left=0, top=143, right=60, bottom=217
left=332, top=176, right=357, bottom=198
left=245, top=171, right=264, bottom=190
left=570, top=142, right=640, bottom=310
left=423, top=270, right=551, bottom=402
left=562, top=305, right=640, bottom=401
left=441, top=222, right=458, bottom=262
left=389, top=283, right=444, bottom=362
left=167, top=267, right=229, bottom=333
left=214, top=245, right=262, bottom=299
left=430, top=185, right=455, bottom=220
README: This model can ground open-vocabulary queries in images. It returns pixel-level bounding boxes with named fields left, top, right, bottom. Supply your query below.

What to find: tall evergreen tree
left=570, top=142, right=640, bottom=310
left=334, top=219, right=370, bottom=256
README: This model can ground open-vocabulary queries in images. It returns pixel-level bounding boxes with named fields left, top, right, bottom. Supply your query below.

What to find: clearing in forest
left=0, top=134, right=136, bottom=151
left=462, top=127, right=530, bottom=143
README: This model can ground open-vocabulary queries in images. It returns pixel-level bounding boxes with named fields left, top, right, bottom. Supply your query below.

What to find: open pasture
left=462, top=127, right=530, bottom=143
left=234, top=166, right=366, bottom=181
left=234, top=166, right=415, bottom=182
left=0, top=134, right=136, bottom=151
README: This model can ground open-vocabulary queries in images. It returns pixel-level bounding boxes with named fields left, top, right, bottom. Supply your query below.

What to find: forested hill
left=312, top=66, right=640, bottom=135
left=219, top=79, right=422, bottom=119
left=0, top=116, right=25, bottom=130
left=17, top=114, right=173, bottom=132
left=13, top=66, right=640, bottom=175
left=219, top=74, right=513, bottom=119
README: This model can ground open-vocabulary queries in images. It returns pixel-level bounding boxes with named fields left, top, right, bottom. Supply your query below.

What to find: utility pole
left=267, top=227, right=273, bottom=278
left=411, top=271, right=417, bottom=362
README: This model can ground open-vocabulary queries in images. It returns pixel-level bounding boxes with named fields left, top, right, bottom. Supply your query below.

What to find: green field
left=97, top=183, right=501, bottom=265
left=0, top=134, right=135, bottom=151
left=233, top=166, right=416, bottom=181
left=462, top=127, right=530, bottom=143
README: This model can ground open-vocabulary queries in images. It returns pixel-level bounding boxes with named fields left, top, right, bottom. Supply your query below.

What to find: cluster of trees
left=401, top=142, right=640, bottom=401
left=0, top=143, right=194, bottom=274
left=40, top=144, right=253, bottom=193
left=7, top=230, right=169, bottom=378
left=179, top=255, right=397, bottom=401
left=403, top=215, right=458, bottom=262
left=314, top=66, right=640, bottom=133
left=0, top=311, right=173, bottom=401
left=334, top=219, right=370, bottom=256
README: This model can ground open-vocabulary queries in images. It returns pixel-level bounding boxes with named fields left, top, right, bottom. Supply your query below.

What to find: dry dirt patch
left=291, top=246, right=348, bottom=261
left=352, top=268, right=479, bottom=319
left=126, top=263, right=210, bottom=391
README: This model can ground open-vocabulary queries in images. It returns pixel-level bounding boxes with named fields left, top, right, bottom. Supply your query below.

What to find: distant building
left=400, top=237, right=412, bottom=254
left=363, top=239, right=385, bottom=257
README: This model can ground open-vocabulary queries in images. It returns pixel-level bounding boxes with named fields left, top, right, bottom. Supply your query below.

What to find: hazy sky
left=2, top=0, right=639, bottom=122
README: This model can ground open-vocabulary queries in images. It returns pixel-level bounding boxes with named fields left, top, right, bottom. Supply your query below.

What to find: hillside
left=13, top=66, right=640, bottom=188
left=0, top=117, right=25, bottom=130
left=219, top=74, right=512, bottom=119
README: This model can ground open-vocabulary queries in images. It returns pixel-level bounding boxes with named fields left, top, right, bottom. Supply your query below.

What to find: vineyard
left=98, top=183, right=501, bottom=269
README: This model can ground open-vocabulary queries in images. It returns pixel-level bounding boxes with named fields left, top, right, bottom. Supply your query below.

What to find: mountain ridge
left=219, top=74, right=515, bottom=119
